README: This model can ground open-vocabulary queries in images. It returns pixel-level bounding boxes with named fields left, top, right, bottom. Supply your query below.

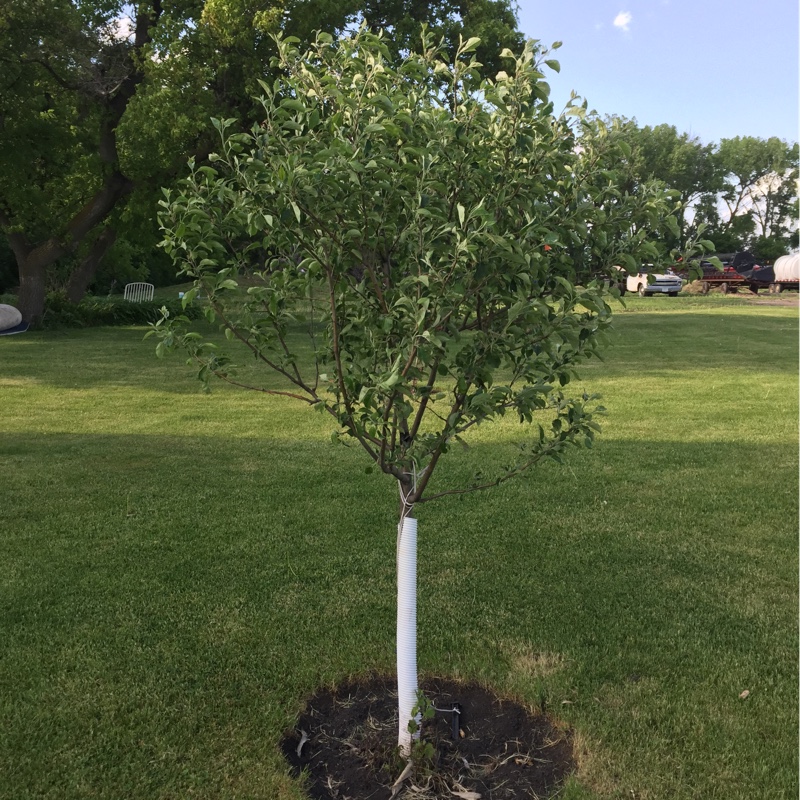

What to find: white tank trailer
left=770, top=253, right=800, bottom=293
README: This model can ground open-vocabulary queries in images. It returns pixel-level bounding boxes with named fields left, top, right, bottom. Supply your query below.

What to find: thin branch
left=308, top=289, right=321, bottom=392
left=260, top=298, right=311, bottom=390
left=208, top=295, right=317, bottom=397
left=408, top=357, right=441, bottom=441
left=363, top=251, right=390, bottom=314
left=212, top=374, right=318, bottom=403
left=410, top=385, right=472, bottom=503
left=17, top=56, right=83, bottom=91
left=418, top=440, right=563, bottom=504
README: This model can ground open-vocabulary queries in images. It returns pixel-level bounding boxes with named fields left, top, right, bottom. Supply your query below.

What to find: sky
left=515, top=0, right=799, bottom=145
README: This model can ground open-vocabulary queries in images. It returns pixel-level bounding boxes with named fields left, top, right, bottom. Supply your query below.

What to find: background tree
left=0, top=0, right=524, bottom=324
left=0, top=0, right=167, bottom=323
left=153, top=30, right=710, bottom=762
left=611, top=119, right=720, bottom=250
left=347, top=0, right=524, bottom=74
left=707, top=136, right=799, bottom=260
left=611, top=120, right=798, bottom=260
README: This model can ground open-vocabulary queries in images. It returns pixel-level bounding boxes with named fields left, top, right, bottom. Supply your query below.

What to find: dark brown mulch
left=281, top=675, right=575, bottom=799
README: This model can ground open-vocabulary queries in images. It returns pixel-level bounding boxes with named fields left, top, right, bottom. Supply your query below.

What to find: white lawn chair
left=123, top=282, right=155, bottom=302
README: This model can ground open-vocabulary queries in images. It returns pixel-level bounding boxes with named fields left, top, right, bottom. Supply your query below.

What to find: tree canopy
left=0, top=0, right=525, bottom=323
left=710, top=136, right=799, bottom=259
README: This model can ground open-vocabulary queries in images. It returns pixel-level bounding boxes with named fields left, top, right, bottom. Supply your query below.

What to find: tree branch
left=326, top=268, right=381, bottom=462
left=207, top=293, right=318, bottom=398
left=418, top=437, right=567, bottom=504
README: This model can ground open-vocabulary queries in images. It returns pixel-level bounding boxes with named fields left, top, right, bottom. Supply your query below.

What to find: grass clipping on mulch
left=281, top=675, right=574, bottom=799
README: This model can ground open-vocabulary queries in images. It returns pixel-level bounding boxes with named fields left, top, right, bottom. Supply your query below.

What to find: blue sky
left=515, top=0, right=799, bottom=145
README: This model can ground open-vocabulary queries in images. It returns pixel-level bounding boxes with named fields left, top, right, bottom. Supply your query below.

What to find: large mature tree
left=0, top=0, right=524, bottom=324
left=706, top=136, right=799, bottom=260
left=152, top=30, right=710, bottom=768
left=0, top=0, right=164, bottom=322
left=611, top=119, right=720, bottom=249
left=611, top=120, right=798, bottom=259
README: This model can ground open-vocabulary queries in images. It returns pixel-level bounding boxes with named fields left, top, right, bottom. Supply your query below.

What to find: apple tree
left=153, top=29, right=709, bottom=757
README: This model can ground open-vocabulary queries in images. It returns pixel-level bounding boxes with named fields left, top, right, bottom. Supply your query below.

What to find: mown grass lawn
left=0, top=295, right=797, bottom=799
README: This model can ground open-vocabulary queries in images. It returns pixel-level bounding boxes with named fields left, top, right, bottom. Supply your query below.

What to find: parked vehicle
left=735, top=253, right=799, bottom=294
left=626, top=267, right=684, bottom=296
left=770, top=253, right=800, bottom=293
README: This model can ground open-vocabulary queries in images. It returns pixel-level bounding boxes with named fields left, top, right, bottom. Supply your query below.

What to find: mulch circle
left=281, top=675, right=575, bottom=799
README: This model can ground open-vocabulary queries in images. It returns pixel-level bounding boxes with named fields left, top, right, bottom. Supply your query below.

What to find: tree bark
left=5, top=172, right=132, bottom=323
left=15, top=257, right=48, bottom=324
left=66, top=226, right=117, bottom=303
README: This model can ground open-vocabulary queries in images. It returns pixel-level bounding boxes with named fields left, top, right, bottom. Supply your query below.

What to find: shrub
left=41, top=291, right=201, bottom=329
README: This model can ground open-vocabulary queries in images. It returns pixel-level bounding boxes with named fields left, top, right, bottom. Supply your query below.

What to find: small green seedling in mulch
left=407, top=691, right=437, bottom=766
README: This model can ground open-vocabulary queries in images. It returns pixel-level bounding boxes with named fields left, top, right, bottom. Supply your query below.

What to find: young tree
left=153, top=30, right=709, bottom=759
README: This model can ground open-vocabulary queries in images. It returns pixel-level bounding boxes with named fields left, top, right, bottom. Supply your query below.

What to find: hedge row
left=41, top=292, right=202, bottom=329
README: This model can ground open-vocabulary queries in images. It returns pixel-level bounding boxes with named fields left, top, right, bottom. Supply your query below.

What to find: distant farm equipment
left=736, top=253, right=800, bottom=294
left=677, top=252, right=799, bottom=295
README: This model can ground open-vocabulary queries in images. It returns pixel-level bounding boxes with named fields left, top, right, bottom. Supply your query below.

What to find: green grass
left=0, top=295, right=797, bottom=799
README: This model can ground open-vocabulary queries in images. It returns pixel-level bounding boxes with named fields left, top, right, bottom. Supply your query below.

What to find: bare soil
left=717, top=293, right=798, bottom=306
left=741, top=294, right=798, bottom=306
left=281, top=675, right=575, bottom=799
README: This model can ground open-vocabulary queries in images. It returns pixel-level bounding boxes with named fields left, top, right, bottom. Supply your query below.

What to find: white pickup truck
left=626, top=268, right=684, bottom=297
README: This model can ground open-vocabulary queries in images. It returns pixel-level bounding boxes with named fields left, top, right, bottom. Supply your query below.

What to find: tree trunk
left=6, top=174, right=131, bottom=324
left=15, top=257, right=48, bottom=325
left=66, top=226, right=117, bottom=304
left=396, top=509, right=419, bottom=756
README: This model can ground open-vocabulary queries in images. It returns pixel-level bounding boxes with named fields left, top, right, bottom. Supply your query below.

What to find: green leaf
left=665, top=215, right=681, bottom=238
left=280, top=99, right=306, bottom=112
left=381, top=370, right=401, bottom=389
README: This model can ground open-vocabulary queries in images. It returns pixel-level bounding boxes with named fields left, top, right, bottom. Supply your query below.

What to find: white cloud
left=613, top=11, right=632, bottom=31
left=111, top=15, right=135, bottom=42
